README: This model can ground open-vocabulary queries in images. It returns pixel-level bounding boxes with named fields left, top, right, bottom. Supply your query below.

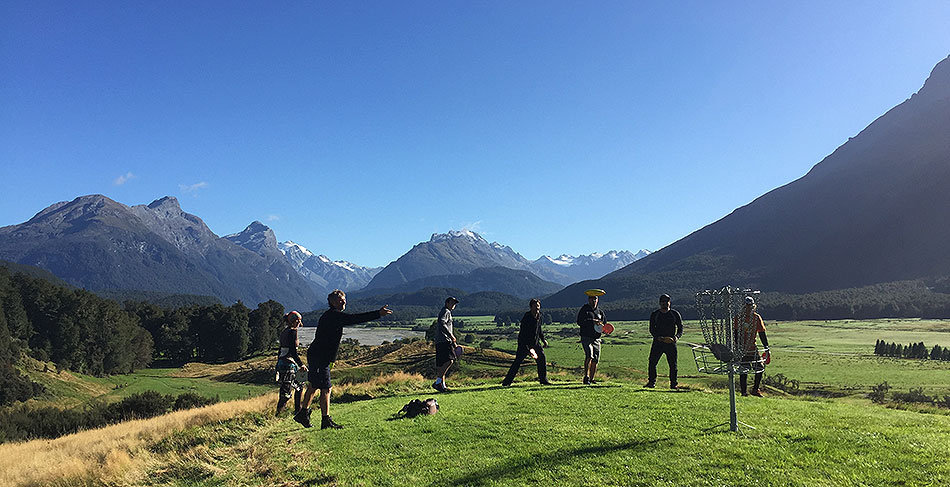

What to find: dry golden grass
left=0, top=394, right=273, bottom=487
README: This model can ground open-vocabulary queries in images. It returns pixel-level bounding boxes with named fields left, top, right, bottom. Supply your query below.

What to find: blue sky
left=2, top=1, right=949, bottom=268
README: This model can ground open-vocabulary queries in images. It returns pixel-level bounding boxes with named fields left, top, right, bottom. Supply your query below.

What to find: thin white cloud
left=267, top=214, right=280, bottom=221
left=461, top=220, right=483, bottom=233
left=113, top=172, right=136, bottom=186
left=179, top=181, right=209, bottom=194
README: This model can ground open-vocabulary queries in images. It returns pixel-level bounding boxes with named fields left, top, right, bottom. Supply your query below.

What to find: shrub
left=173, top=392, right=218, bottom=411
left=891, top=387, right=933, bottom=404
left=868, top=382, right=890, bottom=403
left=479, top=340, right=494, bottom=349
left=763, top=373, right=799, bottom=393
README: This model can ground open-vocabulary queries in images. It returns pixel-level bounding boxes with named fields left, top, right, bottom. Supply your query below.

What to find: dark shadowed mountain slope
left=0, top=195, right=319, bottom=310
left=545, top=55, right=950, bottom=308
left=351, top=266, right=563, bottom=300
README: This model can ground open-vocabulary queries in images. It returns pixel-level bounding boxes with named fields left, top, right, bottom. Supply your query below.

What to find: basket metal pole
left=726, top=286, right=738, bottom=432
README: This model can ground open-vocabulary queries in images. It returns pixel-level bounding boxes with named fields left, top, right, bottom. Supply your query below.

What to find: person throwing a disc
left=502, top=298, right=551, bottom=386
left=646, top=294, right=683, bottom=389
left=734, top=296, right=770, bottom=397
left=432, top=296, right=460, bottom=392
left=294, top=290, right=392, bottom=429
left=577, top=290, right=607, bottom=385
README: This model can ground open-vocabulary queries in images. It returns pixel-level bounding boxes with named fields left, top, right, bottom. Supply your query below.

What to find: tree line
left=0, top=266, right=286, bottom=407
left=874, top=339, right=950, bottom=361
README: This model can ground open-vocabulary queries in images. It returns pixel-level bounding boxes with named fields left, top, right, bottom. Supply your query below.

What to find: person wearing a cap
left=734, top=296, right=770, bottom=397
left=275, top=310, right=307, bottom=416
left=294, top=290, right=393, bottom=429
left=577, top=292, right=607, bottom=385
left=432, top=296, right=459, bottom=392
left=502, top=298, right=551, bottom=387
left=646, top=294, right=683, bottom=389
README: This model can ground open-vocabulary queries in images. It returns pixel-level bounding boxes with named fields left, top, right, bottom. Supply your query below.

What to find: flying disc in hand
left=454, top=345, right=464, bottom=357
left=762, top=351, right=771, bottom=365
left=602, top=323, right=614, bottom=334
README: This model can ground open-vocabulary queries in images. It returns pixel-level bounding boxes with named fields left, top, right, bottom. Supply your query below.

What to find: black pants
left=503, top=344, right=547, bottom=384
left=739, top=352, right=763, bottom=393
left=647, top=341, right=678, bottom=387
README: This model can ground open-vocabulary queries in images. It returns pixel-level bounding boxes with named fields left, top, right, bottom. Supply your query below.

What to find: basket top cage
left=693, top=286, right=766, bottom=374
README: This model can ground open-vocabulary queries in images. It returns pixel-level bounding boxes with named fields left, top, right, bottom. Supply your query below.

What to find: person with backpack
left=734, top=296, right=770, bottom=397
left=275, top=310, right=307, bottom=416
left=293, top=290, right=392, bottom=429
left=432, top=296, right=459, bottom=392
left=645, top=294, right=683, bottom=389
left=502, top=298, right=551, bottom=386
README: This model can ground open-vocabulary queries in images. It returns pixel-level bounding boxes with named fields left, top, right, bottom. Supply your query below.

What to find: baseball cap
left=745, top=296, right=755, bottom=305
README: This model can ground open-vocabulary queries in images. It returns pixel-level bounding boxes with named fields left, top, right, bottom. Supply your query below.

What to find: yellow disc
left=584, top=289, right=606, bottom=297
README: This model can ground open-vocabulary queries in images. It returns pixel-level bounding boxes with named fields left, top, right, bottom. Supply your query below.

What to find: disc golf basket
left=692, top=286, right=769, bottom=432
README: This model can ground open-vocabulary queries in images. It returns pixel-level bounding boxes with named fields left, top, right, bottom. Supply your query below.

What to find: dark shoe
left=589, top=378, right=598, bottom=385
left=644, top=382, right=655, bottom=388
left=670, top=384, right=679, bottom=390
left=741, top=391, right=749, bottom=397
left=583, top=376, right=591, bottom=385
left=321, top=415, right=343, bottom=430
left=293, top=408, right=313, bottom=428
left=432, top=382, right=444, bottom=392
left=750, top=390, right=763, bottom=397
left=539, top=380, right=552, bottom=385
left=502, top=381, right=512, bottom=387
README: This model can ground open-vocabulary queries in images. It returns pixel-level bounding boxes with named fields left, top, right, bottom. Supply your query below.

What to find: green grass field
left=482, top=318, right=950, bottom=398
left=137, top=381, right=950, bottom=486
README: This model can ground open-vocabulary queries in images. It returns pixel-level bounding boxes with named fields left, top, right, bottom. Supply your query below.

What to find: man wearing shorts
left=294, top=290, right=392, bottom=429
left=577, top=293, right=606, bottom=385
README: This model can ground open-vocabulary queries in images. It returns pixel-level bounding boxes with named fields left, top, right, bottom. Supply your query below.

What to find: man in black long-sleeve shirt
left=502, top=298, right=550, bottom=386
left=646, top=294, right=683, bottom=389
left=294, top=289, right=392, bottom=429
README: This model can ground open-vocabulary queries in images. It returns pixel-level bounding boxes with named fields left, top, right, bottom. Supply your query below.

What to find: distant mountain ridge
left=531, top=250, right=649, bottom=284
left=545, top=54, right=950, bottom=308
left=0, top=195, right=319, bottom=310
left=351, top=266, right=562, bottom=299
left=277, top=240, right=381, bottom=292
left=364, top=230, right=644, bottom=291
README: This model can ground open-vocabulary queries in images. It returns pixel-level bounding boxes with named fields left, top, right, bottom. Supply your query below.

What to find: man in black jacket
left=577, top=293, right=606, bottom=385
left=502, top=298, right=550, bottom=386
left=294, top=289, right=392, bottom=429
left=646, top=294, right=683, bottom=389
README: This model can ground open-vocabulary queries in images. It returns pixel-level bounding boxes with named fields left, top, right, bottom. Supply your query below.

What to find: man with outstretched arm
left=577, top=291, right=606, bottom=385
left=646, top=294, right=683, bottom=389
left=432, top=296, right=459, bottom=392
left=294, top=289, right=393, bottom=429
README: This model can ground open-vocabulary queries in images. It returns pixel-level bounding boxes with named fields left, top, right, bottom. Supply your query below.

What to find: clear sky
left=2, top=2, right=949, bottom=268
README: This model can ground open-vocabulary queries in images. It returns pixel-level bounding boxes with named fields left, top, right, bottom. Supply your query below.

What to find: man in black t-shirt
left=646, top=294, right=683, bottom=389
left=293, top=289, right=392, bottom=429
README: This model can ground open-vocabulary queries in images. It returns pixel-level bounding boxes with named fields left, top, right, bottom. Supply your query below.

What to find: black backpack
left=397, top=398, right=439, bottom=418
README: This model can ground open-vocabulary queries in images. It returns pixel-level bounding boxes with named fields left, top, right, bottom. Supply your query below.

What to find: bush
left=763, top=373, right=799, bottom=393
left=892, top=387, right=932, bottom=404
left=479, top=340, right=494, bottom=349
left=173, top=392, right=218, bottom=411
left=868, top=382, right=890, bottom=403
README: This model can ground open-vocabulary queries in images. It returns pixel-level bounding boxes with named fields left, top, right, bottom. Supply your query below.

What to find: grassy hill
left=4, top=318, right=949, bottom=486
left=71, top=381, right=950, bottom=486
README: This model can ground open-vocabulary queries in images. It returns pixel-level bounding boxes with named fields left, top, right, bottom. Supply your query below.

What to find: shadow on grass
left=429, top=436, right=672, bottom=487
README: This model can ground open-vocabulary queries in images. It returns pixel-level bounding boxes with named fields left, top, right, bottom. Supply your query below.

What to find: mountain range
left=0, top=195, right=320, bottom=310
left=363, top=229, right=646, bottom=290
left=545, top=54, right=950, bottom=308
left=0, top=199, right=642, bottom=310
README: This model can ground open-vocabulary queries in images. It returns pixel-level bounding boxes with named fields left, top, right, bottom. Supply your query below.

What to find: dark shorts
left=435, top=342, right=455, bottom=367
left=581, top=336, right=602, bottom=363
left=309, top=365, right=332, bottom=390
